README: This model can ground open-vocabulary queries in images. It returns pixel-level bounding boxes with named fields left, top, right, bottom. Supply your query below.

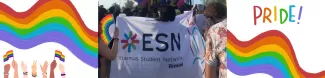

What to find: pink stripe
left=121, top=40, right=128, bottom=43
left=131, top=34, right=137, bottom=40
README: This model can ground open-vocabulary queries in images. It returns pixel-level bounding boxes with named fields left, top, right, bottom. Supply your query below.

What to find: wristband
left=32, top=73, right=37, bottom=77
left=113, top=38, right=119, bottom=40
left=43, top=73, right=47, bottom=75
left=4, top=72, right=8, bottom=75
left=23, top=72, right=28, bottom=75
left=61, top=73, right=66, bottom=76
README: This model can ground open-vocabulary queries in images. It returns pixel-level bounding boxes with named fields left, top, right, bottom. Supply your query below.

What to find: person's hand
left=59, top=64, right=65, bottom=73
left=113, top=27, right=119, bottom=38
left=31, top=60, right=37, bottom=75
left=50, top=60, right=57, bottom=70
left=21, top=61, right=27, bottom=72
left=40, top=61, right=49, bottom=74
left=4, top=64, right=10, bottom=73
left=12, top=59, right=18, bottom=71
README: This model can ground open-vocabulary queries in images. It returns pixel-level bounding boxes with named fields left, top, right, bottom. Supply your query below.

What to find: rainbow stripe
left=3, top=50, right=13, bottom=62
left=0, top=0, right=98, bottom=67
left=227, top=30, right=325, bottom=78
left=100, top=14, right=114, bottom=45
left=55, top=50, right=65, bottom=62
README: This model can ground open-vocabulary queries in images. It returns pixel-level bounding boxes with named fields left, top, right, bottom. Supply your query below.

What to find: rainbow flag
left=3, top=50, right=13, bottom=62
left=100, top=14, right=114, bottom=45
left=55, top=50, right=65, bottom=62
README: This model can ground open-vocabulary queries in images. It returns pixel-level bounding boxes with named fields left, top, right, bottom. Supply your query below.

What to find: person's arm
left=50, top=68, right=55, bottom=78
left=111, top=38, right=119, bottom=58
left=205, top=40, right=217, bottom=78
left=205, top=63, right=217, bottom=78
left=4, top=73, right=9, bottom=78
left=14, top=69, right=18, bottom=78
left=43, top=73, right=47, bottom=78
left=61, top=73, right=66, bottom=78
left=100, top=57, right=107, bottom=78
left=204, top=31, right=218, bottom=78
left=23, top=72, right=28, bottom=78
left=99, top=39, right=116, bottom=60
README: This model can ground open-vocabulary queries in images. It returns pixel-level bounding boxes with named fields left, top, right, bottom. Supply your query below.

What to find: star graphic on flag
left=121, top=31, right=139, bottom=53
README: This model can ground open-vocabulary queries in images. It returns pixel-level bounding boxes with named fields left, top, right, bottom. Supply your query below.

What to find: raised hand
left=59, top=64, right=65, bottom=74
left=50, top=60, right=57, bottom=78
left=21, top=61, right=27, bottom=72
left=113, top=27, right=119, bottom=38
left=31, top=60, right=37, bottom=76
left=4, top=64, right=10, bottom=73
left=12, top=59, right=18, bottom=71
left=50, top=60, right=57, bottom=70
left=4, top=64, right=10, bottom=78
left=40, top=61, right=49, bottom=74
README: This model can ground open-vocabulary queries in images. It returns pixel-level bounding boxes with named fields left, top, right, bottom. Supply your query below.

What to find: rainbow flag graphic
left=3, top=50, right=13, bottom=62
left=100, top=14, right=114, bottom=45
left=55, top=50, right=65, bottom=62
left=0, top=0, right=98, bottom=67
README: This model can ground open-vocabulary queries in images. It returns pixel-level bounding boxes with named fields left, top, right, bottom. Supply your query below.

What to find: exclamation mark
left=297, top=6, right=303, bottom=24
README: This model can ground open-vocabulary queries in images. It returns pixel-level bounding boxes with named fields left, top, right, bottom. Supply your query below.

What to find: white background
left=228, top=0, right=325, bottom=78
left=0, top=0, right=98, bottom=78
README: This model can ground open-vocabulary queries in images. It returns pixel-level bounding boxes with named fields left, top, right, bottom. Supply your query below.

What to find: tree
left=124, top=0, right=134, bottom=9
left=108, top=3, right=121, bottom=14
left=108, top=3, right=121, bottom=21
left=201, top=0, right=226, bottom=5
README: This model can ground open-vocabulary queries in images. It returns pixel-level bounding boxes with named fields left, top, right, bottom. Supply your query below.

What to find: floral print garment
left=205, top=18, right=227, bottom=78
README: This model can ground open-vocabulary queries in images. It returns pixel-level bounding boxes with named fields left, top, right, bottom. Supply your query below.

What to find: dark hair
left=212, top=2, right=227, bottom=19
left=98, top=6, right=108, bottom=24
left=123, top=8, right=133, bottom=16
left=108, top=5, right=121, bottom=22
left=156, top=5, right=176, bottom=22
left=139, top=7, right=148, bottom=17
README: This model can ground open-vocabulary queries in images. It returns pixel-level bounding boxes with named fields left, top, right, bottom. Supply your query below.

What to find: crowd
left=98, top=0, right=227, bottom=78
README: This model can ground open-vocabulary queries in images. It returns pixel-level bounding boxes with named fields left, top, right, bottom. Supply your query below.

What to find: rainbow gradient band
left=227, top=30, right=325, bottom=78
left=0, top=0, right=98, bottom=67
left=100, top=14, right=114, bottom=45
left=3, top=50, right=13, bottom=62
left=55, top=50, right=65, bottom=62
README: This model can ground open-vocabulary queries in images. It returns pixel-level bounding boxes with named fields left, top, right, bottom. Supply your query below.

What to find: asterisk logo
left=121, top=31, right=139, bottom=53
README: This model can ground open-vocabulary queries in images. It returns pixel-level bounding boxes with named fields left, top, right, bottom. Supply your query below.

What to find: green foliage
left=201, top=0, right=226, bottom=5
left=124, top=0, right=134, bottom=9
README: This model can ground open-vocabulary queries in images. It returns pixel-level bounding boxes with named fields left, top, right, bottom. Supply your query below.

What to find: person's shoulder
left=215, top=18, right=227, bottom=27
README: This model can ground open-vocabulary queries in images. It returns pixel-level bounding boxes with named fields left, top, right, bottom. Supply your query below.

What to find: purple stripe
left=228, top=58, right=284, bottom=78
left=0, top=31, right=97, bottom=68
